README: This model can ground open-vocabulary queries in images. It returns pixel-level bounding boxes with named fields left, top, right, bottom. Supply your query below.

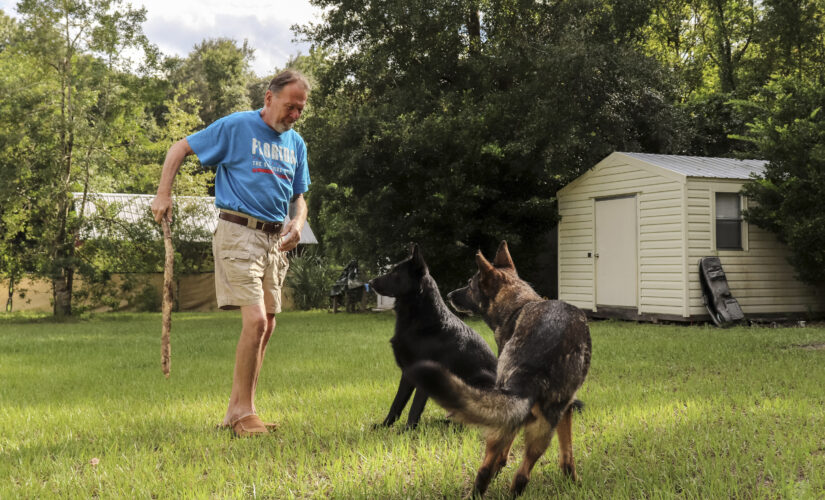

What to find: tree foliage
left=0, top=11, right=40, bottom=311
left=646, top=0, right=825, bottom=157
left=740, top=76, right=825, bottom=286
left=3, top=0, right=157, bottom=315
left=166, top=38, right=255, bottom=125
left=299, top=0, right=687, bottom=293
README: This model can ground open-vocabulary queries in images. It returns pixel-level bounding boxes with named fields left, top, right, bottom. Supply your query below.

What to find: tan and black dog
left=406, top=241, right=591, bottom=497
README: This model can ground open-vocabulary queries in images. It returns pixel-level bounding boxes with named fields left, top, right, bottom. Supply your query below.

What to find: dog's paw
left=510, top=474, right=530, bottom=496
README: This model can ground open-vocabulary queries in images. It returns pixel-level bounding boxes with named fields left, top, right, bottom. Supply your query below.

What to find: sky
left=0, top=0, right=325, bottom=76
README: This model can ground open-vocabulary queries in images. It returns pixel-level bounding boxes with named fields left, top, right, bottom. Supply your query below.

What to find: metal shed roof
left=72, top=193, right=318, bottom=244
left=621, top=152, right=767, bottom=179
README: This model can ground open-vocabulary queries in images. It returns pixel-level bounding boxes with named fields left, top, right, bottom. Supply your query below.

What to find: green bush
left=287, top=249, right=338, bottom=310
left=132, top=283, right=162, bottom=312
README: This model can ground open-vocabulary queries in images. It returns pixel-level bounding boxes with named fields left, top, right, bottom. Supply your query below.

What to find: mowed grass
left=1, top=311, right=824, bottom=499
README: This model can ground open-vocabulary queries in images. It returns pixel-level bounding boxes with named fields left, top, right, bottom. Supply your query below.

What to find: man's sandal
left=217, top=419, right=279, bottom=432
left=230, top=414, right=269, bottom=437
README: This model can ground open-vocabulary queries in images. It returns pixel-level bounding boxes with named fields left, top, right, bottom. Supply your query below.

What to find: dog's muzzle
left=447, top=290, right=472, bottom=314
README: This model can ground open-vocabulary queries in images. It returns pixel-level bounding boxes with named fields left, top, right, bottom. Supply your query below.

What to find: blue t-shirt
left=187, top=110, right=310, bottom=223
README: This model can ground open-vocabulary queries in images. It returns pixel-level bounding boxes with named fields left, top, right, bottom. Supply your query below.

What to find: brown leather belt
left=219, top=212, right=283, bottom=234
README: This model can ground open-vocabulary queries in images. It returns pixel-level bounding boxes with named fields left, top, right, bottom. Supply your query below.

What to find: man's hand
left=279, top=193, right=307, bottom=252
left=152, top=139, right=193, bottom=224
left=151, top=194, right=173, bottom=223
left=279, top=221, right=302, bottom=252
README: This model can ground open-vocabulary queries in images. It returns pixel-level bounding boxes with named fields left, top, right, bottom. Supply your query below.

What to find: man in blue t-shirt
left=151, top=70, right=310, bottom=437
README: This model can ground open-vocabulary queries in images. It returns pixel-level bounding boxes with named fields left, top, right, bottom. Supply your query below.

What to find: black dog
left=368, top=243, right=498, bottom=429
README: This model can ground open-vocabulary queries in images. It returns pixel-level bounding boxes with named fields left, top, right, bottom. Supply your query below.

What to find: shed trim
left=682, top=182, right=690, bottom=317
left=558, top=152, right=687, bottom=196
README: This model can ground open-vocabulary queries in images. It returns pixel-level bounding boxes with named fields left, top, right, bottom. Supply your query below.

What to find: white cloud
left=1, top=0, right=324, bottom=76
left=138, top=0, right=323, bottom=75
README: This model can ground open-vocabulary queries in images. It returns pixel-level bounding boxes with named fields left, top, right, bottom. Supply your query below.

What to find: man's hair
left=268, top=69, right=310, bottom=95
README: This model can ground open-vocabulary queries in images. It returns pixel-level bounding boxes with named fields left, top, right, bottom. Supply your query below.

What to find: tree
left=0, top=9, right=50, bottom=312
left=644, top=0, right=708, bottom=101
left=642, top=0, right=765, bottom=157
left=754, top=0, right=825, bottom=80
left=739, top=76, right=825, bottom=288
left=67, top=84, right=212, bottom=311
left=298, top=0, right=686, bottom=293
left=9, top=0, right=156, bottom=316
left=695, top=0, right=759, bottom=94
left=166, top=37, right=254, bottom=125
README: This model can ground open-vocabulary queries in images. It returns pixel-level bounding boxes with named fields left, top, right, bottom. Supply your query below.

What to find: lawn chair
left=330, top=260, right=365, bottom=313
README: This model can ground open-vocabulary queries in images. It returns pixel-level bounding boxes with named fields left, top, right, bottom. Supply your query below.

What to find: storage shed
left=557, top=152, right=824, bottom=322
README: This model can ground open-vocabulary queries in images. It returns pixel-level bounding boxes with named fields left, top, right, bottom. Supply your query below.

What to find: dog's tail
left=405, top=361, right=532, bottom=430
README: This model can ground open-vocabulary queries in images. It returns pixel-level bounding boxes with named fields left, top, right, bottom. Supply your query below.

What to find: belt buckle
left=257, top=221, right=279, bottom=234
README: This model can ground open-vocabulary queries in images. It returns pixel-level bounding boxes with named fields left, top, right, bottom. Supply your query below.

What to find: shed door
left=595, top=196, right=637, bottom=308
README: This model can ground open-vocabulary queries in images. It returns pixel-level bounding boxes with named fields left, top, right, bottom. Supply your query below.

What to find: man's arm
left=279, top=193, right=307, bottom=252
left=151, top=138, right=194, bottom=223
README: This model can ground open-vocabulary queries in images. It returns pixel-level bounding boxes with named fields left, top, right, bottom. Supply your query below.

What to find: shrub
left=133, top=283, right=162, bottom=312
left=287, top=249, right=338, bottom=310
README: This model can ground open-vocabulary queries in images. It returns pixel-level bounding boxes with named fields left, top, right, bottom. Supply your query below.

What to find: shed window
left=716, top=193, right=742, bottom=250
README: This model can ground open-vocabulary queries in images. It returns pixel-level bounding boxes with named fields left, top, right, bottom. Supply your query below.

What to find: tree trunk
left=51, top=193, right=75, bottom=317
left=717, top=39, right=736, bottom=93
left=710, top=0, right=737, bottom=93
left=51, top=14, right=75, bottom=318
left=6, top=276, right=14, bottom=313
left=467, top=8, right=481, bottom=54
left=52, top=266, right=73, bottom=317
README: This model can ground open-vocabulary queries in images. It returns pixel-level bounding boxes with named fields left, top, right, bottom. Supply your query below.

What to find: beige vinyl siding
left=558, top=196, right=594, bottom=309
left=685, top=179, right=823, bottom=316
left=686, top=182, right=712, bottom=316
left=638, top=183, right=685, bottom=316
left=558, top=156, right=686, bottom=314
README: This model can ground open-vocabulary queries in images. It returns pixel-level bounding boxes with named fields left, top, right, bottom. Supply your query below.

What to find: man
left=151, top=70, right=310, bottom=437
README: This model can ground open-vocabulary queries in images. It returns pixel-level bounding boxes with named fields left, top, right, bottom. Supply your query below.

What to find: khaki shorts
left=212, top=217, right=289, bottom=314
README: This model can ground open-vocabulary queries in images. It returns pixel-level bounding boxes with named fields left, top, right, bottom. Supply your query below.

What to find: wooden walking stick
left=161, top=217, right=174, bottom=378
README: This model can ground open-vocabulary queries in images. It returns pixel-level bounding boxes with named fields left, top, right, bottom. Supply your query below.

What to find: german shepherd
left=406, top=241, right=591, bottom=496
left=368, top=243, right=498, bottom=429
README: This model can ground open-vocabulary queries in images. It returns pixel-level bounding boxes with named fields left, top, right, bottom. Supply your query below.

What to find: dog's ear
left=493, top=240, right=516, bottom=271
left=411, top=243, right=427, bottom=272
left=475, top=250, right=494, bottom=275
left=476, top=250, right=498, bottom=294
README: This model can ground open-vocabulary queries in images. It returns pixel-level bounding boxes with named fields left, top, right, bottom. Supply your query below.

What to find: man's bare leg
left=222, top=304, right=270, bottom=426
left=251, top=314, right=276, bottom=414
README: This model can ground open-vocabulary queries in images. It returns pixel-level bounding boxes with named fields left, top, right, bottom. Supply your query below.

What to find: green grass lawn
left=1, top=311, right=824, bottom=499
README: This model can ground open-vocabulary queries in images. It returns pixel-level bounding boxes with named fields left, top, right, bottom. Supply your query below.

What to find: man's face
left=263, top=82, right=308, bottom=133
